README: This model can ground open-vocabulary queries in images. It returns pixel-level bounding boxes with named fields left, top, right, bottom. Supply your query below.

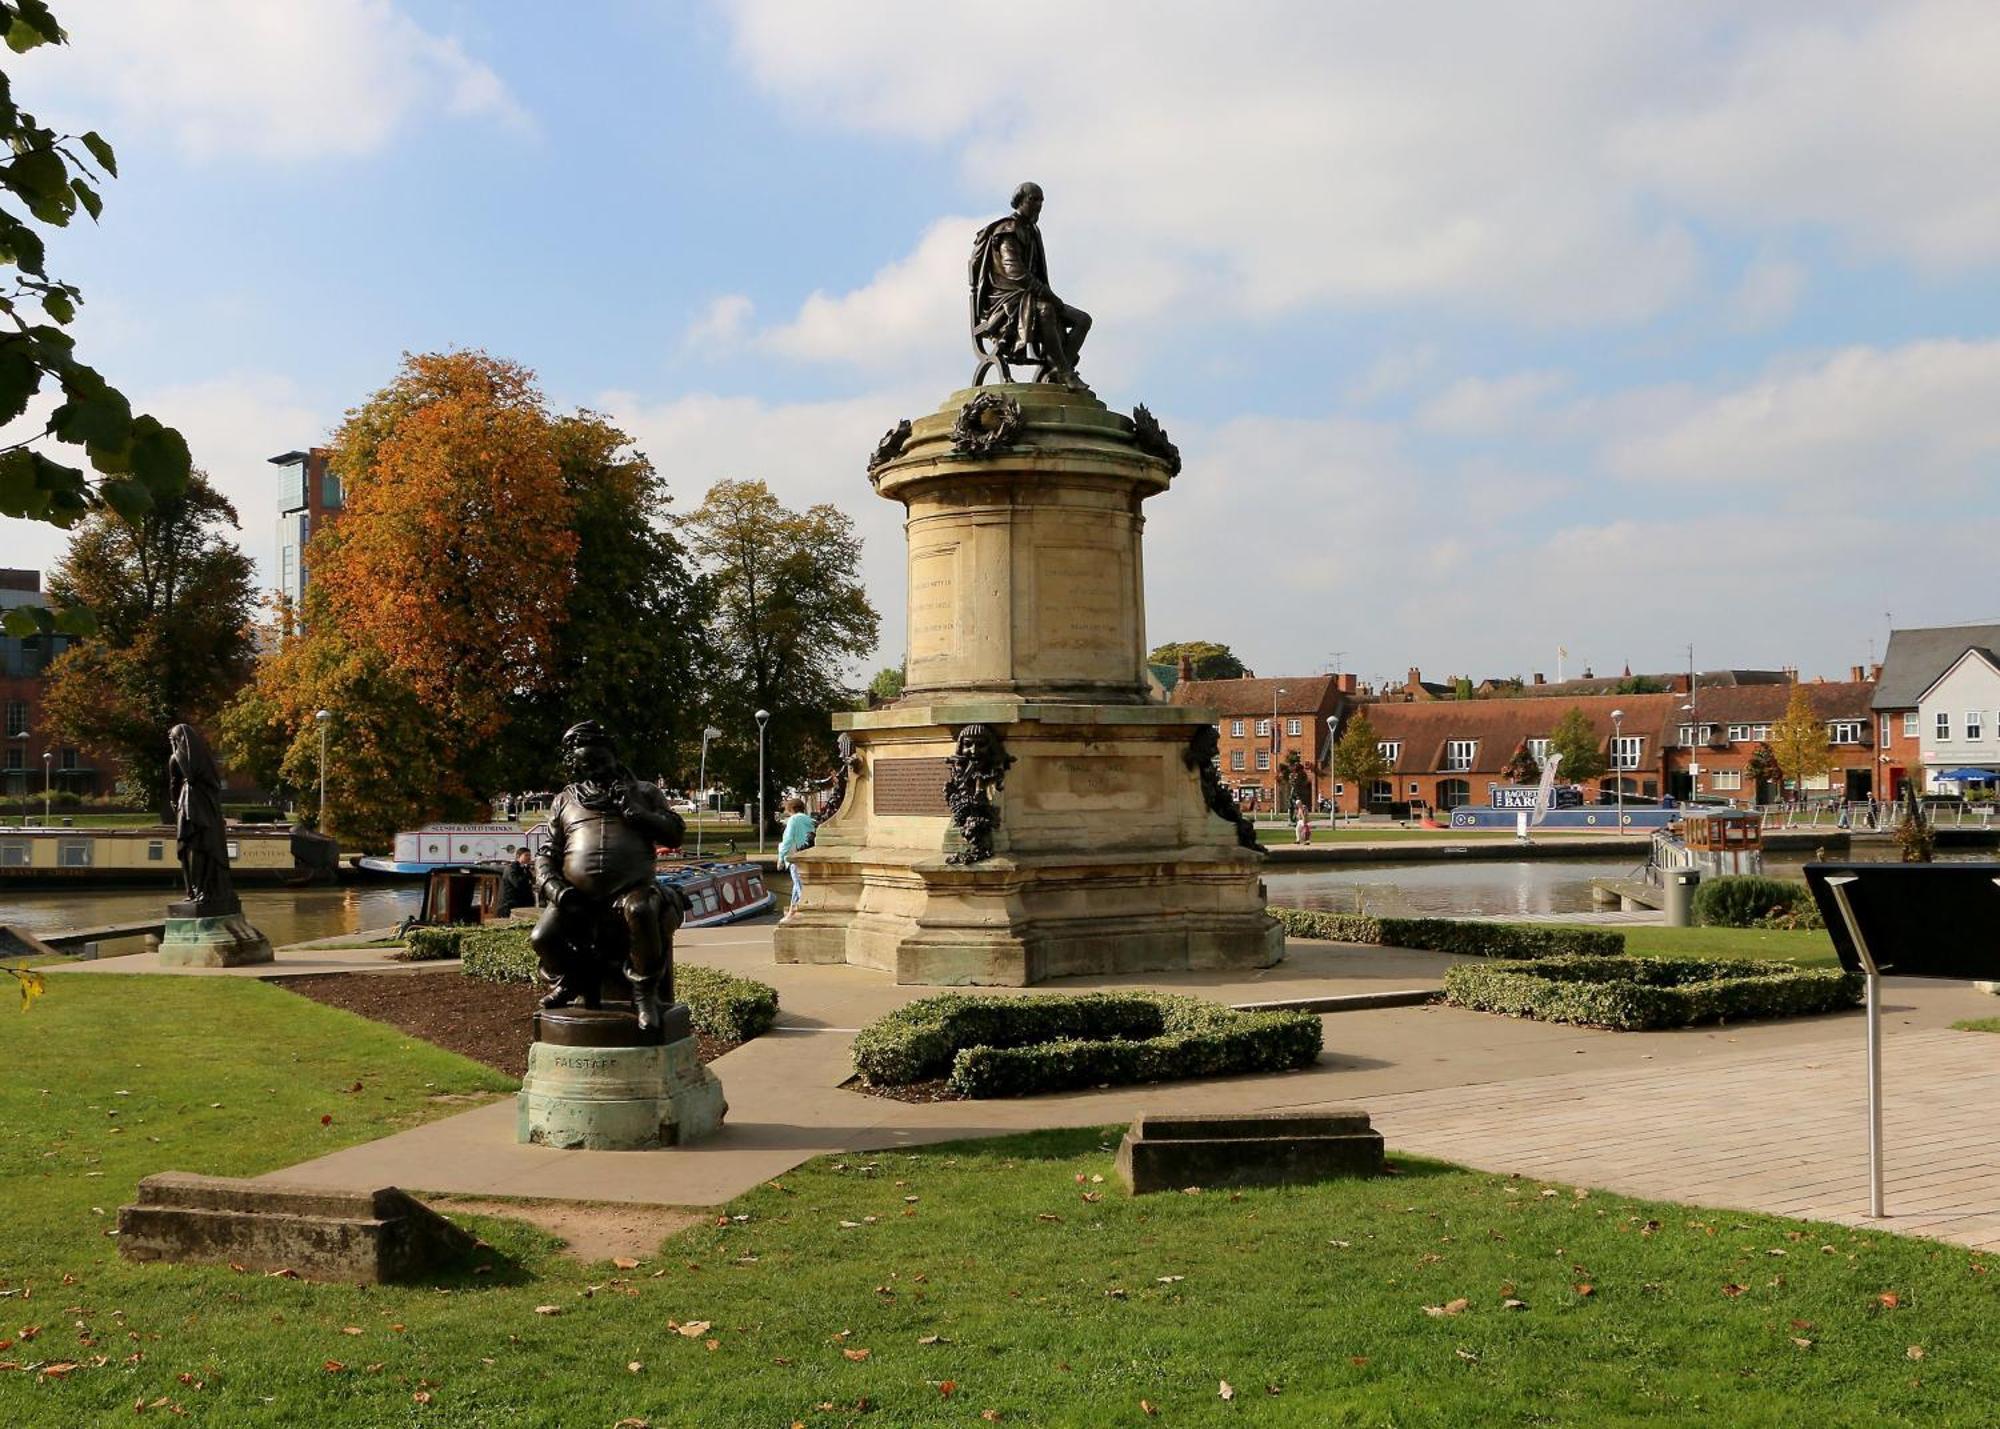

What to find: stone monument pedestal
left=516, top=1002, right=726, bottom=1151
left=775, top=383, right=1282, bottom=986
left=158, top=909, right=273, bottom=968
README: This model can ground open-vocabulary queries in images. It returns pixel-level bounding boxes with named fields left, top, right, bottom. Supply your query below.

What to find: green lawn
left=1260, top=827, right=1630, bottom=845
left=1953, top=1017, right=2000, bottom=1034
left=1611, top=924, right=1840, bottom=968
left=3, top=978, right=1997, bottom=1424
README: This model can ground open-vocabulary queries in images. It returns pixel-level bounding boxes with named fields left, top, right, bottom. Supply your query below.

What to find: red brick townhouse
left=1171, top=674, right=1354, bottom=812
left=1329, top=692, right=1681, bottom=815
left=1670, top=674, right=1879, bottom=803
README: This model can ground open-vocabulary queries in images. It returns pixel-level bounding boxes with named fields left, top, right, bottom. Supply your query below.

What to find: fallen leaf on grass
left=612, top=1258, right=640, bottom=1271
left=1140, top=1400, right=1158, bottom=1417
left=1906, top=1346, right=1925, bottom=1361
left=534, top=1306, right=563, bottom=1317
left=322, top=1360, right=345, bottom=1373
left=1791, top=1338, right=1813, bottom=1350
left=842, top=1347, right=871, bottom=1362
left=613, top=1419, right=651, bottom=1428
left=1573, top=1283, right=1594, bottom=1297
left=981, top=1411, right=1002, bottom=1423
left=1455, top=1348, right=1479, bottom=1362
left=1349, top=1356, right=1368, bottom=1367
left=672, top=1321, right=711, bottom=1337
left=918, top=1334, right=950, bottom=1346
left=1156, top=1275, right=1184, bottom=1285
left=1423, top=1298, right=1470, bottom=1318
left=1721, top=1284, right=1747, bottom=1298
left=1036, top=1214, right=1062, bottom=1224
left=938, top=1379, right=956, bottom=1397
left=627, top=1361, right=643, bottom=1373
left=1502, top=1299, right=1528, bottom=1311
left=341, top=1326, right=363, bottom=1336
left=412, top=1390, right=431, bottom=1405
left=1219, top=1380, right=1235, bottom=1401
left=1877, top=1291, right=1902, bottom=1309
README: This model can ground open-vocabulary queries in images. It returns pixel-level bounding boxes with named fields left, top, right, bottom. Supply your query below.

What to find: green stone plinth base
left=515, top=1036, right=726, bottom=1151
left=157, top=914, right=274, bottom=968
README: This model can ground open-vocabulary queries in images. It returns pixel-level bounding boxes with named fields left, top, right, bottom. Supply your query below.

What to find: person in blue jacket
left=777, top=796, right=816, bottom=916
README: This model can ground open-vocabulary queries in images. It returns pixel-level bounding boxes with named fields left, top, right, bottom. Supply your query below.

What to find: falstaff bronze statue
left=530, top=721, right=686, bottom=1032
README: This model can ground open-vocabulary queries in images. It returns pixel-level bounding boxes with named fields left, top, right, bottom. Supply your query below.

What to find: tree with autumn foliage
left=40, top=471, right=255, bottom=807
left=1767, top=683, right=1832, bottom=801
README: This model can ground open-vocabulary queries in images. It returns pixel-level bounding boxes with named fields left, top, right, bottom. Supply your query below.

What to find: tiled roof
left=1172, top=675, right=1341, bottom=717
left=1357, top=692, right=1680, bottom=774
left=1679, top=680, right=1876, bottom=730
left=1874, top=624, right=2000, bottom=709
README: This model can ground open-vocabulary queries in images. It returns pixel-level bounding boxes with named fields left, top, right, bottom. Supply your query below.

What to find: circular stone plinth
left=531, top=1001, right=690, bottom=1047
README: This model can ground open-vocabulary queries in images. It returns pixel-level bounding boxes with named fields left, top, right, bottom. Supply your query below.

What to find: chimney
left=1531, top=672, right=1545, bottom=685
left=1870, top=662, right=1882, bottom=681
left=1176, top=652, right=1194, bottom=682
left=1782, top=665, right=1798, bottom=682
left=1406, top=666, right=1422, bottom=687
left=1337, top=672, right=1356, bottom=695
left=1850, top=664, right=1865, bottom=682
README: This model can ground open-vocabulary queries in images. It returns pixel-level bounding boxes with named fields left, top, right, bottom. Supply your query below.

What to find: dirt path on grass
left=431, top=1196, right=705, bottom=1263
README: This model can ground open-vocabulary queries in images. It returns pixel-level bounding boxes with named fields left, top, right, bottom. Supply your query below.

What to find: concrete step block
left=1115, top=1110, right=1385, bottom=1194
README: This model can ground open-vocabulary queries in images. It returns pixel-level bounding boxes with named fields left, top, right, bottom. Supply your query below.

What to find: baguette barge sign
left=1488, top=784, right=1540, bottom=810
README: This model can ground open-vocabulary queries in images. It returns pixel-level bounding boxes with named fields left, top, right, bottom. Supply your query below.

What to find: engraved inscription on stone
left=553, top=1055, right=614, bottom=1072
left=1026, top=755, right=1162, bottom=813
left=871, top=757, right=954, bottom=817
left=1036, top=545, right=1125, bottom=657
left=908, top=543, right=960, bottom=663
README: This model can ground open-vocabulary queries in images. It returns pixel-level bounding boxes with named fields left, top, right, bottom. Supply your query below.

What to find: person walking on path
left=777, top=796, right=817, bottom=917
left=1294, top=808, right=1312, bottom=846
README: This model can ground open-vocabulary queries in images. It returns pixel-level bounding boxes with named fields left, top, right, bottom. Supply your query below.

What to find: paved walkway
left=253, top=922, right=2000, bottom=1250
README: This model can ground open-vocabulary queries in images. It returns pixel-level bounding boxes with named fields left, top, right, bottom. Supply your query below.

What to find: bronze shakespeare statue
left=970, top=181, right=1091, bottom=388
left=167, top=723, right=240, bottom=917
left=530, top=721, right=687, bottom=1032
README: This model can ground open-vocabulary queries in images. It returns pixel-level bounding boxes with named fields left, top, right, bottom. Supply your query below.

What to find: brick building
left=1171, top=674, right=1354, bottom=812
left=1669, top=674, right=1879, bottom=802
left=1, top=569, right=114, bottom=798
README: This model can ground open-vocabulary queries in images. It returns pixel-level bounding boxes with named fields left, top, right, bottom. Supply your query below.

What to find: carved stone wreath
left=1130, top=403, right=1181, bottom=476
left=950, top=391, right=1024, bottom=456
left=867, top=418, right=911, bottom=483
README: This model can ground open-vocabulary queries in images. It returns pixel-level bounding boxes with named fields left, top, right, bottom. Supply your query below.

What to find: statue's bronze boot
left=628, top=971, right=664, bottom=1033
left=538, top=978, right=580, bottom=1010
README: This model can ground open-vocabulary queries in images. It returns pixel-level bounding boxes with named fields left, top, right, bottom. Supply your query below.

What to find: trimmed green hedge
left=1443, top=955, right=1861, bottom=1031
left=457, top=922, right=779, bottom=1042
left=852, top=992, right=1322, bottom=1099
left=1271, top=907, right=1625, bottom=958
left=396, top=925, right=468, bottom=961
left=1693, top=875, right=1825, bottom=930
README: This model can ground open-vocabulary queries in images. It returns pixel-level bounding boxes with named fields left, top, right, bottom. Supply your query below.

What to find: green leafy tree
left=1148, top=640, right=1246, bottom=680
left=1746, top=742, right=1783, bottom=800
left=1503, top=743, right=1540, bottom=784
left=865, top=662, right=905, bottom=706
left=1768, top=683, right=1832, bottom=799
left=504, top=412, right=707, bottom=789
left=1548, top=706, right=1606, bottom=782
left=1614, top=674, right=1667, bottom=694
left=1330, top=709, right=1391, bottom=797
left=39, top=472, right=255, bottom=807
left=0, top=2, right=194, bottom=635
left=683, top=478, right=879, bottom=829
left=1275, top=748, right=1309, bottom=812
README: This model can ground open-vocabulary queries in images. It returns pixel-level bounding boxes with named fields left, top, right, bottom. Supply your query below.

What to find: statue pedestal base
left=515, top=1003, right=726, bottom=1150
left=158, top=913, right=274, bottom=968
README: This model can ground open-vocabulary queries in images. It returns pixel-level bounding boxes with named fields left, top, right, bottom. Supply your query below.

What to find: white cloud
left=1727, top=253, right=1807, bottom=332
left=726, top=0, right=2000, bottom=331
left=684, top=294, right=756, bottom=349
left=1346, top=344, right=1441, bottom=405
left=1605, top=339, right=2000, bottom=495
left=760, top=217, right=973, bottom=373
left=30, top=0, right=527, bottom=160
left=1418, top=371, right=1568, bottom=435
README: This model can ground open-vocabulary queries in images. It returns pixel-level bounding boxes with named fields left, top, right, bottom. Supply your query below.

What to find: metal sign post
left=1824, top=875, right=1883, bottom=1218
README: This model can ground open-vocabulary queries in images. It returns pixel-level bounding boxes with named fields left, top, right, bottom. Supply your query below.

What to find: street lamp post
left=1610, top=707, right=1626, bottom=834
left=754, top=708, right=771, bottom=854
left=42, top=749, right=52, bottom=825
left=314, top=709, right=332, bottom=827
left=695, top=725, right=721, bottom=856
left=1325, top=713, right=1340, bottom=825
left=1271, top=685, right=1288, bottom=817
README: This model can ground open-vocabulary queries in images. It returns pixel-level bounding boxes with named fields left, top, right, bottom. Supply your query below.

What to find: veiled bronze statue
left=970, top=182, right=1091, bottom=388
left=167, top=723, right=240, bottom=917
left=530, top=721, right=686, bottom=1032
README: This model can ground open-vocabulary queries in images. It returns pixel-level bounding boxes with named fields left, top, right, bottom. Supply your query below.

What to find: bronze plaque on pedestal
left=872, top=757, right=952, bottom=817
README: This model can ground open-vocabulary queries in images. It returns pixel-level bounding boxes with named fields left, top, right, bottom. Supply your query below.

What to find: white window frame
left=1229, top=719, right=1244, bottom=738
left=1968, top=711, right=1984, bottom=741
left=1611, top=735, right=1643, bottom=771
left=1367, top=780, right=1393, bottom=805
left=1828, top=721, right=1863, bottom=745
left=1443, top=739, right=1476, bottom=771
left=0, top=840, right=28, bottom=867
left=1255, top=750, right=1271, bottom=771
left=1882, top=715, right=1893, bottom=746
left=1527, top=738, right=1551, bottom=762
left=1378, top=741, right=1401, bottom=764
left=1712, top=769, right=1743, bottom=791
left=1903, top=712, right=1919, bottom=738
left=57, top=839, right=91, bottom=867
left=1254, top=718, right=1271, bottom=738
left=1937, top=711, right=1952, bottom=741
left=1286, top=718, right=1302, bottom=737
left=1229, top=750, right=1245, bottom=771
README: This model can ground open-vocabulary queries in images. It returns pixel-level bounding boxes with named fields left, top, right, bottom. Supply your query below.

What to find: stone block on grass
left=116, top=1173, right=475, bottom=1283
left=1114, top=1109, right=1384, bottom=1195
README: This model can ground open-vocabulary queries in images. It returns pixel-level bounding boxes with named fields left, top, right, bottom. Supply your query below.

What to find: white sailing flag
left=1531, top=750, right=1563, bottom=827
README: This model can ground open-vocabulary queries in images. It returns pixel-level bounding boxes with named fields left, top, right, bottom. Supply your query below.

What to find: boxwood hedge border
left=455, top=922, right=779, bottom=1042
left=852, top=991, right=1323, bottom=1099
left=1271, top=907, right=1625, bottom=958
left=1442, top=954, right=1861, bottom=1031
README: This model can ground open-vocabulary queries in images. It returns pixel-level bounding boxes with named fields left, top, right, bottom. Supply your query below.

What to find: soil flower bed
left=1443, top=955, right=1863, bottom=1031
left=852, top=991, right=1322, bottom=1099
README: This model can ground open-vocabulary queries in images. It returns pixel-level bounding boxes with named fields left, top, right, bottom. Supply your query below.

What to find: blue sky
left=5, top=0, right=2000, bottom=691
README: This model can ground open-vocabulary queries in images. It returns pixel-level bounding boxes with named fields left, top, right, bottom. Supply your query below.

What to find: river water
left=1260, top=850, right=1983, bottom=918
left=0, top=884, right=422, bottom=953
